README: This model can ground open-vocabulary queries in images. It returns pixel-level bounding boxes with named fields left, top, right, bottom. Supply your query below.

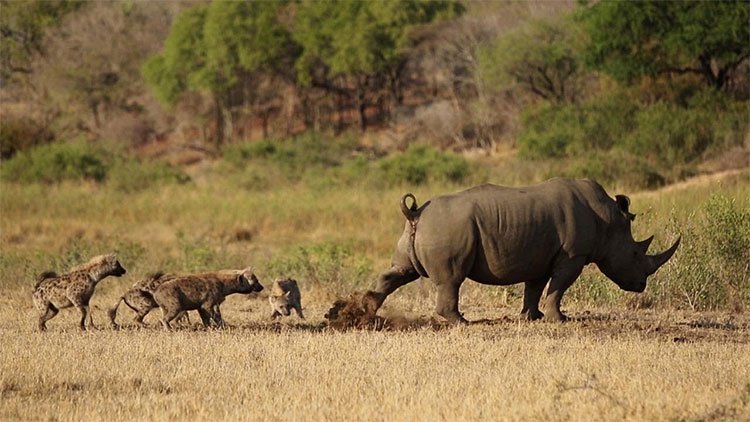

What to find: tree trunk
left=213, top=93, right=225, bottom=148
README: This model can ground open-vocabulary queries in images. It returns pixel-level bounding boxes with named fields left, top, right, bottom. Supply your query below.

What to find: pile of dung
left=325, top=293, right=385, bottom=331
left=324, top=292, right=447, bottom=332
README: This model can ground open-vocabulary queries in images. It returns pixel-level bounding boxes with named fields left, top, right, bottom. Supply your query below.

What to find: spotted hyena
left=107, top=272, right=189, bottom=329
left=32, top=254, right=127, bottom=331
left=143, top=267, right=263, bottom=330
left=268, top=278, right=304, bottom=319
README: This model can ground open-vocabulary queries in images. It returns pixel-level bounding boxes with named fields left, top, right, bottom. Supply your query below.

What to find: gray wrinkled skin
left=364, top=178, right=680, bottom=324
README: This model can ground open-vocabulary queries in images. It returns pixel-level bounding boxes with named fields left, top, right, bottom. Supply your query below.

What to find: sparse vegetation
left=1, top=0, right=748, bottom=419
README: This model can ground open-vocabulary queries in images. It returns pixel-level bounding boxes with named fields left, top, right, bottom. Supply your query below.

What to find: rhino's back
left=414, top=178, right=610, bottom=284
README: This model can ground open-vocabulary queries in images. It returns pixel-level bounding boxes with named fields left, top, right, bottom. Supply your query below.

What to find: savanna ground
left=1, top=167, right=749, bottom=421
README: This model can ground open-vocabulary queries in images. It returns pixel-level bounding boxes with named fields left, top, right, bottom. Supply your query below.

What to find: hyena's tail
left=108, top=297, right=124, bottom=328
left=33, top=270, right=58, bottom=290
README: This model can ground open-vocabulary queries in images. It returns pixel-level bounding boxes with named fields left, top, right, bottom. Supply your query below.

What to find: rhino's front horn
left=647, top=237, right=681, bottom=275
left=637, top=235, right=655, bottom=254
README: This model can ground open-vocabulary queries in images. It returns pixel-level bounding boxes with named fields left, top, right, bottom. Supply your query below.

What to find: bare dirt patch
left=324, top=292, right=446, bottom=331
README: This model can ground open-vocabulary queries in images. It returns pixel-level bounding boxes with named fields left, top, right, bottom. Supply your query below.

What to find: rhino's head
left=596, top=195, right=680, bottom=292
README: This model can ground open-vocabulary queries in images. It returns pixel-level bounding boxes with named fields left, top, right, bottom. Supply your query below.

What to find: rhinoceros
left=363, top=178, right=680, bottom=323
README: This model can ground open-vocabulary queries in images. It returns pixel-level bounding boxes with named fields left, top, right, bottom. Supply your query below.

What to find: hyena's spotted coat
left=108, top=272, right=189, bottom=328
left=143, top=267, right=263, bottom=330
left=32, top=254, right=127, bottom=331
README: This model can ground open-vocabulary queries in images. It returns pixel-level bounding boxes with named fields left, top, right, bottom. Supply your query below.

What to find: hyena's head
left=236, top=267, right=263, bottom=293
left=269, top=291, right=292, bottom=316
left=75, top=253, right=127, bottom=279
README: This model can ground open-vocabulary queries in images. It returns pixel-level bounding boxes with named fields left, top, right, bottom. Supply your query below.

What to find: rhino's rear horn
left=647, top=237, right=681, bottom=275
left=637, top=235, right=654, bottom=254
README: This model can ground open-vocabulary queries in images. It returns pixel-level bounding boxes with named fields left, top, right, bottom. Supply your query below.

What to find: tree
left=477, top=15, right=585, bottom=104
left=294, top=0, right=463, bottom=131
left=142, top=1, right=297, bottom=146
left=31, top=2, right=178, bottom=134
left=581, top=1, right=750, bottom=91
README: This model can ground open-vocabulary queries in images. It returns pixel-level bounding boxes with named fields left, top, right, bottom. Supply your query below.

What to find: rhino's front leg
left=363, top=266, right=420, bottom=314
left=435, top=280, right=467, bottom=324
left=521, top=278, right=548, bottom=321
left=543, top=258, right=586, bottom=322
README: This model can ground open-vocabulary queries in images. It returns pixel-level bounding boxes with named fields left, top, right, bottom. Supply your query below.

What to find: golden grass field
left=1, top=169, right=749, bottom=421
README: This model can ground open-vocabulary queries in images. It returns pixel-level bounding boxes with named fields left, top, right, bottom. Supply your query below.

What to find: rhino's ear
left=615, top=194, right=635, bottom=221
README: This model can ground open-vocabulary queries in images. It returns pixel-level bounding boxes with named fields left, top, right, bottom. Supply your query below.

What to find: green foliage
left=107, top=159, right=191, bottom=193
left=142, top=6, right=209, bottom=105
left=377, top=145, right=471, bottom=185
left=222, top=134, right=357, bottom=174
left=478, top=14, right=584, bottom=103
left=266, top=242, right=373, bottom=288
left=518, top=89, right=747, bottom=183
left=143, top=2, right=296, bottom=106
left=580, top=1, right=750, bottom=90
left=518, top=95, right=635, bottom=159
left=0, top=141, right=108, bottom=183
left=294, top=0, right=463, bottom=84
left=704, top=195, right=750, bottom=265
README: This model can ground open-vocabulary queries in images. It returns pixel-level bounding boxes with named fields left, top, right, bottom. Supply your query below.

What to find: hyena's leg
left=38, top=304, right=59, bottom=331
left=133, top=307, right=151, bottom=327
left=210, top=305, right=224, bottom=328
left=174, top=311, right=190, bottom=326
left=293, top=303, right=305, bottom=319
left=197, top=308, right=213, bottom=327
left=160, top=306, right=182, bottom=331
left=76, top=305, right=91, bottom=330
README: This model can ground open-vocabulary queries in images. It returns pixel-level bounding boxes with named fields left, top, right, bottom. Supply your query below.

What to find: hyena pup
left=268, top=278, right=304, bottom=319
left=108, top=272, right=189, bottom=329
left=32, top=253, right=127, bottom=331
left=143, top=267, right=263, bottom=330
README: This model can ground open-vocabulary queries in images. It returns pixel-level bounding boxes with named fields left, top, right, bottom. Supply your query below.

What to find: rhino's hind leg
left=435, top=280, right=467, bottom=324
left=521, top=278, right=547, bottom=321
left=364, top=266, right=420, bottom=314
left=543, top=257, right=586, bottom=322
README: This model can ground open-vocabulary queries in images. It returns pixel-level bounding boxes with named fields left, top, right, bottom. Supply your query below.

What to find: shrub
left=265, top=242, right=373, bottom=288
left=0, top=116, right=54, bottom=160
left=0, top=140, right=108, bottom=183
left=377, top=145, right=471, bottom=185
left=222, top=134, right=358, bottom=174
left=107, top=159, right=190, bottom=193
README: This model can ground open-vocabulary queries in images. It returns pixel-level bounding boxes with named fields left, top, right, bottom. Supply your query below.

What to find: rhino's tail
left=400, top=193, right=420, bottom=221
left=400, top=193, right=429, bottom=278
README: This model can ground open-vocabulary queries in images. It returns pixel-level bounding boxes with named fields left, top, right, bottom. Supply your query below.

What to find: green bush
left=518, top=90, right=747, bottom=170
left=265, top=242, right=373, bottom=288
left=222, top=134, right=358, bottom=174
left=0, top=141, right=108, bottom=183
left=107, top=159, right=190, bottom=193
left=377, top=145, right=471, bottom=185
left=566, top=149, right=665, bottom=189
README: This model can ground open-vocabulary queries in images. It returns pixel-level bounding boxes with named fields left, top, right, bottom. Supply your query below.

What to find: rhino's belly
left=467, top=249, right=555, bottom=285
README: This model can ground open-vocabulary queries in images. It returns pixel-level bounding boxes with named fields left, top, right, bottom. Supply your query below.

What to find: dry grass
left=1, top=168, right=748, bottom=420
left=1, top=297, right=749, bottom=421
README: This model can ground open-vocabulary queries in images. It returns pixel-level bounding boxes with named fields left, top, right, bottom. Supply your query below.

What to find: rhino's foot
left=362, top=291, right=387, bottom=315
left=544, top=311, right=568, bottom=322
left=521, top=309, right=544, bottom=321
left=438, top=310, right=468, bottom=325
